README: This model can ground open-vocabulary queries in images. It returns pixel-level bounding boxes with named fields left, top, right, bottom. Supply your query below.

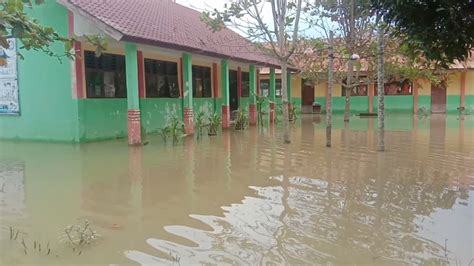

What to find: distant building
left=260, top=54, right=474, bottom=115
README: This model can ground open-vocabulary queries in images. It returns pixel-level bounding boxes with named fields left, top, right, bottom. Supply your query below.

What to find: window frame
left=376, top=79, right=413, bottom=96
left=144, top=58, right=180, bottom=98
left=192, top=65, right=213, bottom=98
left=84, top=50, right=127, bottom=99
left=241, top=71, right=250, bottom=97
left=258, top=78, right=282, bottom=97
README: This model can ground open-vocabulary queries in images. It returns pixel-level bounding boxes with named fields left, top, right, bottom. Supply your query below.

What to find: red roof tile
left=61, top=0, right=281, bottom=68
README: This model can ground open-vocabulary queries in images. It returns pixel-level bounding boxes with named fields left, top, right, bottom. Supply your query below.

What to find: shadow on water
left=0, top=114, right=473, bottom=265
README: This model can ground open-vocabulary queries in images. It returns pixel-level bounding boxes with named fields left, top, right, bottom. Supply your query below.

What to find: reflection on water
left=0, top=114, right=473, bottom=265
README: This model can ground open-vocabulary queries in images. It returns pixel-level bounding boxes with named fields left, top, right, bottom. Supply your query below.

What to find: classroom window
left=192, top=65, right=212, bottom=97
left=241, top=72, right=250, bottom=97
left=375, top=79, right=413, bottom=95
left=276, top=79, right=282, bottom=97
left=260, top=79, right=269, bottom=97
left=341, top=84, right=368, bottom=96
left=341, top=78, right=368, bottom=96
left=84, top=51, right=127, bottom=98
left=259, top=79, right=282, bottom=97
left=144, top=59, right=179, bottom=98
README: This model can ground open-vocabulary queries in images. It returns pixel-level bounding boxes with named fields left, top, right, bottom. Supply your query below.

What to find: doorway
left=229, top=70, right=239, bottom=112
left=431, top=83, right=447, bottom=113
left=301, top=82, right=315, bottom=114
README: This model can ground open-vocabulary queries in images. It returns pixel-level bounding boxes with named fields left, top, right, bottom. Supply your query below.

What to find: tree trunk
left=281, top=60, right=291, bottom=144
left=344, top=0, right=355, bottom=123
left=377, top=23, right=385, bottom=152
left=326, top=31, right=334, bottom=147
left=277, top=0, right=291, bottom=144
left=344, top=59, right=353, bottom=122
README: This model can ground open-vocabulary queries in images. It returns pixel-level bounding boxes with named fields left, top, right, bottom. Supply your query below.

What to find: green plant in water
left=208, top=112, right=221, bottom=136
left=457, top=106, right=471, bottom=116
left=418, top=107, right=429, bottom=117
left=168, top=115, right=185, bottom=145
left=195, top=110, right=206, bottom=139
left=4, top=226, right=55, bottom=256
left=254, top=93, right=267, bottom=126
left=234, top=108, right=248, bottom=130
left=159, top=127, right=171, bottom=142
left=289, top=102, right=299, bottom=122
left=274, top=103, right=283, bottom=123
left=160, top=113, right=185, bottom=145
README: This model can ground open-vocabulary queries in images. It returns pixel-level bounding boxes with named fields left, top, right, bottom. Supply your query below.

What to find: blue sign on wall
left=0, top=38, right=19, bottom=115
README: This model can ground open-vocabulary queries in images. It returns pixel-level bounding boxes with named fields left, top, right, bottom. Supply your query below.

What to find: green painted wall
left=373, top=95, right=414, bottom=113
left=141, top=98, right=182, bottom=134
left=0, top=2, right=78, bottom=142
left=193, top=98, right=215, bottom=115
left=446, top=96, right=461, bottom=113
left=214, top=98, right=224, bottom=115
left=314, top=96, right=414, bottom=114
left=291, top=97, right=302, bottom=110
left=351, top=97, right=369, bottom=113
left=240, top=97, right=250, bottom=110
left=466, top=95, right=474, bottom=111
left=79, top=98, right=186, bottom=141
left=418, top=96, right=431, bottom=112
left=78, top=99, right=127, bottom=141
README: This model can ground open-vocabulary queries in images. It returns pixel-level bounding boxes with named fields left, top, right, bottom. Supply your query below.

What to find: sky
left=175, top=0, right=323, bottom=39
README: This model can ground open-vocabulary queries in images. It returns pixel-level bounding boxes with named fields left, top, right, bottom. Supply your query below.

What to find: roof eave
left=57, top=0, right=124, bottom=41
left=122, top=35, right=297, bottom=70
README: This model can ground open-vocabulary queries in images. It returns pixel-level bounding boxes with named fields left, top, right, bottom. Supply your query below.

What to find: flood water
left=0, top=114, right=473, bottom=265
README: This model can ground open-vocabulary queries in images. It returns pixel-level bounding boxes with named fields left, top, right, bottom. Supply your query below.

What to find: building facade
left=269, top=69, right=474, bottom=115
left=0, top=0, right=289, bottom=143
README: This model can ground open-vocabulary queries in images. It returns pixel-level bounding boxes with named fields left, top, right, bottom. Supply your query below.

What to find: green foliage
left=289, top=102, right=298, bottom=122
left=0, top=0, right=107, bottom=61
left=160, top=113, right=185, bottom=145
left=194, top=110, right=206, bottom=139
left=372, top=0, right=474, bottom=66
left=207, top=112, right=221, bottom=136
left=234, top=108, right=248, bottom=130
left=254, top=92, right=267, bottom=125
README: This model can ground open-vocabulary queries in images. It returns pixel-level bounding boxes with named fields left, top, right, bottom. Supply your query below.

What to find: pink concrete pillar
left=127, top=109, right=142, bottom=145
left=249, top=104, right=257, bottom=125
left=184, top=107, right=194, bottom=135
left=222, top=105, right=230, bottom=129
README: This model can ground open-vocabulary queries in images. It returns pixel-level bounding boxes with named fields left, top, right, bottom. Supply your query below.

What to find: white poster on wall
left=0, top=38, right=19, bottom=115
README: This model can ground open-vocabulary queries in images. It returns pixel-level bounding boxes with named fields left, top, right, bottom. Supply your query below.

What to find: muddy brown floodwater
left=0, top=114, right=473, bottom=265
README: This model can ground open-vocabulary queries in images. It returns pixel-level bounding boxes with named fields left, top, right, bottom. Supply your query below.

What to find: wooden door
left=431, top=84, right=447, bottom=113
left=302, top=85, right=314, bottom=106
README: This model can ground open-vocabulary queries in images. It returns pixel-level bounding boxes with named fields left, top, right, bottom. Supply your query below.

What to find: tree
left=202, top=0, right=304, bottom=144
left=307, top=0, right=376, bottom=122
left=0, top=0, right=106, bottom=62
left=326, top=31, right=334, bottom=147
left=376, top=21, right=384, bottom=152
left=372, top=0, right=474, bottom=67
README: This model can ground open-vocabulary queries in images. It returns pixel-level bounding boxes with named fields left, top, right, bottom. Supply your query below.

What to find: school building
left=0, top=0, right=294, bottom=144
left=283, top=62, right=474, bottom=115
